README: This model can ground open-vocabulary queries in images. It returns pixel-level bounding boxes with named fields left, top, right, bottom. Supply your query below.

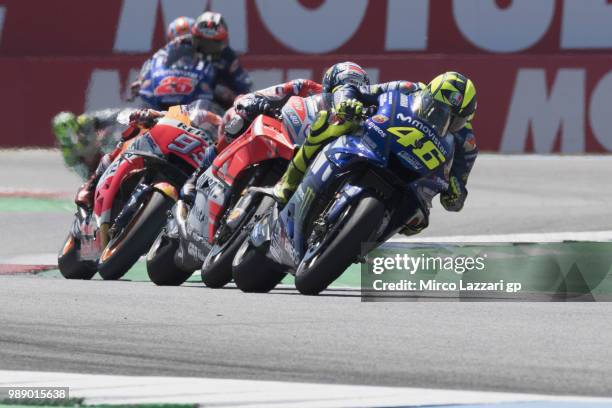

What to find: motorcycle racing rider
left=53, top=11, right=251, bottom=183
left=72, top=101, right=222, bottom=209
left=52, top=16, right=196, bottom=179
left=224, top=61, right=370, bottom=141
left=123, top=62, right=370, bottom=207
left=125, top=16, right=196, bottom=100
left=168, top=16, right=196, bottom=41
left=130, top=11, right=252, bottom=110
left=272, top=71, right=478, bottom=236
left=177, top=61, right=372, bottom=203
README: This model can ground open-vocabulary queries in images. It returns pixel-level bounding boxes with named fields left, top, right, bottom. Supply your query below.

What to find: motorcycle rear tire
left=58, top=234, right=97, bottom=280
left=146, top=232, right=193, bottom=286
left=232, top=239, right=286, bottom=293
left=98, top=191, right=173, bottom=281
left=202, top=196, right=275, bottom=289
left=201, top=229, right=245, bottom=288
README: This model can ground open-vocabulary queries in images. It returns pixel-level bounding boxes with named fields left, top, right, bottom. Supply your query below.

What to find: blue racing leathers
left=135, top=34, right=252, bottom=111
left=328, top=81, right=479, bottom=234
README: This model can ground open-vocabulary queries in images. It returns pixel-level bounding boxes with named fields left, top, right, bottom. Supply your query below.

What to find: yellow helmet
left=427, top=72, right=477, bottom=132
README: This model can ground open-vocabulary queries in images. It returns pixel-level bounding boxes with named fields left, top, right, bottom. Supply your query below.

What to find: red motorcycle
left=59, top=103, right=218, bottom=281
left=146, top=95, right=317, bottom=287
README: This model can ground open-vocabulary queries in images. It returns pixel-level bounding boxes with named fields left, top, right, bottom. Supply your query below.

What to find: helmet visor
left=413, top=90, right=451, bottom=136
left=449, top=115, right=468, bottom=133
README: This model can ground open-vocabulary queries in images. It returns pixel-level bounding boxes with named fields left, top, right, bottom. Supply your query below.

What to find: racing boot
left=74, top=172, right=99, bottom=209
left=74, top=151, right=113, bottom=209
left=180, top=172, right=198, bottom=206
left=272, top=160, right=304, bottom=204
left=272, top=109, right=359, bottom=204
left=180, top=146, right=218, bottom=206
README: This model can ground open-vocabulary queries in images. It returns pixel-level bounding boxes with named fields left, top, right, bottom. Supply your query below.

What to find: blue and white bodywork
left=252, top=89, right=455, bottom=272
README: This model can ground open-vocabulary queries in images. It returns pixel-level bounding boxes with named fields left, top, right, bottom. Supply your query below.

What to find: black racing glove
left=129, top=109, right=163, bottom=129
left=236, top=95, right=273, bottom=121
left=440, top=176, right=468, bottom=212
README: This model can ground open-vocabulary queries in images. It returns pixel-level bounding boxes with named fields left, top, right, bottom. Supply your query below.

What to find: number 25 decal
left=387, top=126, right=446, bottom=170
left=154, top=76, right=195, bottom=96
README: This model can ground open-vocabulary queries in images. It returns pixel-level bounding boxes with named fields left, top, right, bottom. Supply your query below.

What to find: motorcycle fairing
left=180, top=114, right=295, bottom=248
left=196, top=167, right=228, bottom=245
left=139, top=54, right=217, bottom=109
left=94, top=110, right=211, bottom=226
left=211, top=115, right=295, bottom=187
left=265, top=90, right=455, bottom=268
left=281, top=95, right=320, bottom=146
left=93, top=138, right=144, bottom=226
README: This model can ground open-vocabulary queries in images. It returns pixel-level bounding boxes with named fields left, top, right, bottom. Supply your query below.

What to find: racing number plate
left=387, top=126, right=446, bottom=170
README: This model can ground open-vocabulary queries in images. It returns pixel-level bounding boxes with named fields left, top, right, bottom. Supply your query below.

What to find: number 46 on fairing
left=387, top=126, right=446, bottom=170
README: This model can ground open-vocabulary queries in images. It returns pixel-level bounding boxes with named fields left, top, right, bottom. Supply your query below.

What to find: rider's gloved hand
left=440, top=175, right=467, bottom=212
left=309, top=109, right=359, bottom=139
left=129, top=109, right=163, bottom=129
left=334, top=98, right=364, bottom=122
left=236, top=95, right=272, bottom=121
left=127, top=80, right=141, bottom=102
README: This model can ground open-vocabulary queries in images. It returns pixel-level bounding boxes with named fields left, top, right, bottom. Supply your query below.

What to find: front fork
left=107, top=181, right=178, bottom=239
left=316, top=181, right=396, bottom=258
left=108, top=183, right=153, bottom=238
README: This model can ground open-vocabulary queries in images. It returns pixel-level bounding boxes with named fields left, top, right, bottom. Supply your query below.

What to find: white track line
left=3, top=231, right=611, bottom=268
left=0, top=370, right=609, bottom=408
left=0, top=187, right=71, bottom=197
left=476, top=154, right=612, bottom=160
left=0, top=253, right=59, bottom=266
left=393, top=230, right=612, bottom=243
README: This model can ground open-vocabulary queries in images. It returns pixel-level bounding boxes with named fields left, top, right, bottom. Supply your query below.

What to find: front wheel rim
left=99, top=198, right=148, bottom=264
left=61, top=236, right=75, bottom=256
left=147, top=233, right=164, bottom=262
left=303, top=206, right=351, bottom=266
left=232, top=239, right=250, bottom=268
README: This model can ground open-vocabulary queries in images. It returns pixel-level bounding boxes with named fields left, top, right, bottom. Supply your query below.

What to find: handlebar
left=333, top=104, right=376, bottom=125
left=265, top=106, right=283, bottom=120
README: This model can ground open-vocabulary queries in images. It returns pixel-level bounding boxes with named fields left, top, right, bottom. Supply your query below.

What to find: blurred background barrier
left=1, top=0, right=611, bottom=152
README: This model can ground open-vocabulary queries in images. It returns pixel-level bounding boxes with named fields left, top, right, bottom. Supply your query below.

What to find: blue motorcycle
left=231, top=89, right=456, bottom=294
left=138, top=47, right=224, bottom=114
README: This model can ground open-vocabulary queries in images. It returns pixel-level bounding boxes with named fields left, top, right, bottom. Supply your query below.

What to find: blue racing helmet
left=322, top=61, right=370, bottom=93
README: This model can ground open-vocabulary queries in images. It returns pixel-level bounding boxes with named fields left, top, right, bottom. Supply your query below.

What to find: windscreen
left=165, top=45, right=198, bottom=70
left=411, top=90, right=451, bottom=136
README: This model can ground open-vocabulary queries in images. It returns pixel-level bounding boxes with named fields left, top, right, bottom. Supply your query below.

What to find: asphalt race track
left=2, top=277, right=612, bottom=397
left=1, top=149, right=612, bottom=399
left=2, top=150, right=612, bottom=259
